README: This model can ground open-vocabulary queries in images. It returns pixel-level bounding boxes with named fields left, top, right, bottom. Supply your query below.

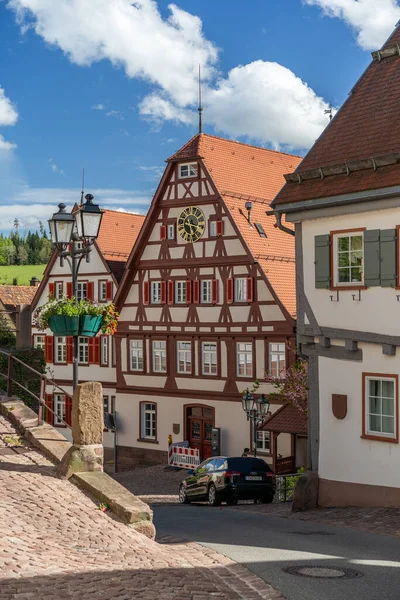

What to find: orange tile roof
left=273, top=24, right=400, bottom=207
left=261, top=402, right=307, bottom=435
left=0, top=285, right=37, bottom=322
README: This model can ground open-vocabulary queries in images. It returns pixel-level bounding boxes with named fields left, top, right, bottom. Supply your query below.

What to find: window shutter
left=45, top=336, right=54, bottom=363
left=94, top=337, right=100, bottom=364
left=106, top=281, right=113, bottom=301
left=87, top=281, right=94, bottom=301
left=380, top=229, right=397, bottom=287
left=88, top=338, right=95, bottom=364
left=314, top=234, right=331, bottom=289
left=48, top=283, right=55, bottom=297
left=364, top=229, right=381, bottom=287
left=66, top=337, right=73, bottom=364
left=212, top=279, right=218, bottom=304
left=216, top=220, right=224, bottom=236
left=66, top=282, right=73, bottom=299
left=246, top=277, right=254, bottom=302
left=65, top=395, right=72, bottom=426
left=143, top=281, right=150, bottom=305
left=226, top=278, right=234, bottom=304
left=45, top=394, right=53, bottom=425
left=168, top=280, right=174, bottom=305
left=161, top=281, right=167, bottom=304
left=193, top=280, right=200, bottom=304
left=160, top=225, right=167, bottom=240
left=186, top=280, right=192, bottom=303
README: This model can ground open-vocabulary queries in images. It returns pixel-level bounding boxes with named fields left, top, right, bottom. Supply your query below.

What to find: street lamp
left=48, top=194, right=102, bottom=390
left=242, top=390, right=270, bottom=458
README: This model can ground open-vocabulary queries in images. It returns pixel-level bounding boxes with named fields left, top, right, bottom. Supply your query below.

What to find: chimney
left=30, top=277, right=40, bottom=287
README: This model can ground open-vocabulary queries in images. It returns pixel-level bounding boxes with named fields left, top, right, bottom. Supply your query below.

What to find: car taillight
left=266, top=472, right=275, bottom=478
left=225, top=471, right=240, bottom=480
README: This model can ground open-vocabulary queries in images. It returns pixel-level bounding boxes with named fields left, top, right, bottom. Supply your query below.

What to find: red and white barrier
left=168, top=441, right=200, bottom=469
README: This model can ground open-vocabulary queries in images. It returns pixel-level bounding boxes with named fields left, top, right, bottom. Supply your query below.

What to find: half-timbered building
left=114, top=133, right=302, bottom=470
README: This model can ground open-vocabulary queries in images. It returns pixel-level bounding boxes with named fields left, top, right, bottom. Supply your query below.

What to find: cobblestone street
left=0, top=415, right=282, bottom=600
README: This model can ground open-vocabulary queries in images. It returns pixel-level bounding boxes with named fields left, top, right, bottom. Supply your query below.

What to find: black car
left=179, top=456, right=276, bottom=506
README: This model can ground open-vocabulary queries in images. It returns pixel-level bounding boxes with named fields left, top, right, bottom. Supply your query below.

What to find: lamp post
left=242, top=390, right=270, bottom=458
left=48, top=194, right=103, bottom=390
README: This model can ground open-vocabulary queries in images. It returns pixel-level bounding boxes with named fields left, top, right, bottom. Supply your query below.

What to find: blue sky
left=0, top=0, right=399, bottom=233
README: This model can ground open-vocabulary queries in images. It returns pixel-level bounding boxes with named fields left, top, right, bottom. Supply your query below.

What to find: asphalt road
left=154, top=504, right=400, bottom=600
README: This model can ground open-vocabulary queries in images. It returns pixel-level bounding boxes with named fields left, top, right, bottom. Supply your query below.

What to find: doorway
left=185, top=405, right=215, bottom=461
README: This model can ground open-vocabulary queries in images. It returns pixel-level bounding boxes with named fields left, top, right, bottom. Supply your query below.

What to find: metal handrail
left=0, top=348, right=72, bottom=429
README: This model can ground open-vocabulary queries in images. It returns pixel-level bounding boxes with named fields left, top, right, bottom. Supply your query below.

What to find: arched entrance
left=184, top=404, right=215, bottom=461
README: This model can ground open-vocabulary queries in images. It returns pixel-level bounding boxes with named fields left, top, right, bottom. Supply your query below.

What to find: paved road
left=154, top=503, right=400, bottom=600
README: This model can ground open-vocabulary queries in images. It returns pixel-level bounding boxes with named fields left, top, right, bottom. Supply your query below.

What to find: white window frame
left=77, top=282, right=87, bottom=301
left=99, top=281, right=107, bottom=302
left=54, top=393, right=66, bottom=426
left=167, top=224, right=175, bottom=240
left=234, top=278, right=248, bottom=302
left=201, top=280, right=212, bottom=304
left=101, top=336, right=108, bottom=366
left=202, top=342, right=217, bottom=376
left=177, top=341, right=192, bottom=374
left=269, top=343, right=286, bottom=377
left=236, top=342, right=253, bottom=378
left=151, top=281, right=162, bottom=304
left=175, top=281, right=187, bottom=304
left=55, top=282, right=63, bottom=299
left=55, top=336, right=66, bottom=363
left=34, top=335, right=45, bottom=350
left=130, top=340, right=144, bottom=371
left=153, top=340, right=167, bottom=373
left=365, top=375, right=397, bottom=439
left=78, top=336, right=89, bottom=365
left=178, top=163, right=197, bottom=179
left=209, top=221, right=217, bottom=237
left=253, top=430, right=271, bottom=453
left=140, top=402, right=156, bottom=440
left=333, top=231, right=364, bottom=287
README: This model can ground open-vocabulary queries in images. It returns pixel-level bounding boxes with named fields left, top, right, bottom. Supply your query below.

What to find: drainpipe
left=273, top=211, right=294, bottom=237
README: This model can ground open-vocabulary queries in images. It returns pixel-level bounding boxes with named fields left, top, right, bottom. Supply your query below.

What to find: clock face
left=177, top=206, right=206, bottom=243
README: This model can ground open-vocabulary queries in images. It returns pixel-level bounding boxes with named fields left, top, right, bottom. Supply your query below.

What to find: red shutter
left=226, top=278, right=234, bottom=304
left=45, top=394, right=54, bottom=425
left=246, top=277, right=254, bottom=303
left=66, top=337, right=73, bottom=364
left=65, top=395, right=72, bottom=426
left=143, top=281, right=150, bottom=305
left=161, top=281, right=167, bottom=304
left=160, top=225, right=167, bottom=240
left=88, top=338, right=99, bottom=364
left=48, top=283, right=55, bottom=298
left=168, top=280, right=174, bottom=305
left=212, top=279, right=219, bottom=304
left=106, top=281, right=113, bottom=301
left=45, top=336, right=54, bottom=363
left=87, top=281, right=94, bottom=301
left=216, top=220, right=224, bottom=236
left=193, top=280, right=200, bottom=304
left=66, top=282, right=73, bottom=299
left=186, top=280, right=192, bottom=304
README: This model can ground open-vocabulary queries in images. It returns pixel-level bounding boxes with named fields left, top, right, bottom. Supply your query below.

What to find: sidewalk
left=0, top=415, right=283, bottom=600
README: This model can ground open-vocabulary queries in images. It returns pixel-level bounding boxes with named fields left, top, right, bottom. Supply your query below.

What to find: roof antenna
left=198, top=64, right=203, bottom=134
left=324, top=105, right=333, bottom=121
left=81, top=168, right=85, bottom=204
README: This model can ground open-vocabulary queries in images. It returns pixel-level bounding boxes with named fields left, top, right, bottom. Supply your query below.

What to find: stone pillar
left=58, top=382, right=104, bottom=479
left=16, top=304, right=32, bottom=349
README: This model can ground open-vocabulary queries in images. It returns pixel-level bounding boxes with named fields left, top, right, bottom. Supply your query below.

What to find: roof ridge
left=167, top=133, right=200, bottom=161
left=102, top=208, right=145, bottom=217
left=199, top=132, right=301, bottom=159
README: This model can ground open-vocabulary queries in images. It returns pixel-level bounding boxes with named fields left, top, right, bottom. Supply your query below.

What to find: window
left=201, top=280, right=212, bottom=303
left=209, top=221, right=217, bottom=237
left=99, top=281, right=107, bottom=302
left=55, top=282, right=63, bottom=299
left=54, top=394, right=65, bottom=425
left=78, top=337, right=88, bottom=364
left=101, top=336, right=108, bottom=366
left=153, top=340, right=167, bottom=373
left=175, top=281, right=187, bottom=304
left=333, top=231, right=363, bottom=286
left=253, top=430, right=271, bottom=453
left=237, top=342, right=253, bottom=377
left=77, top=282, right=87, bottom=301
left=178, top=163, right=197, bottom=178
left=130, top=340, right=144, bottom=371
left=365, top=375, right=397, bottom=439
left=140, top=402, right=156, bottom=440
left=55, top=336, right=66, bottom=363
left=103, top=395, right=115, bottom=424
left=202, top=342, right=217, bottom=376
left=177, top=341, right=192, bottom=374
left=254, top=223, right=267, bottom=238
left=167, top=224, right=175, bottom=240
left=269, top=343, right=286, bottom=377
left=235, top=278, right=248, bottom=302
left=34, top=335, right=45, bottom=350
left=151, top=281, right=162, bottom=304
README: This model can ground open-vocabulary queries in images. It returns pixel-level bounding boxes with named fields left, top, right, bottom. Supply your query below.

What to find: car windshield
left=227, top=458, right=272, bottom=472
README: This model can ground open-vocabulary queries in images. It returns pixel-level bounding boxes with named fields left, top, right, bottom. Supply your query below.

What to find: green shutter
left=364, top=229, right=380, bottom=287
left=380, top=229, right=397, bottom=288
left=315, top=234, right=331, bottom=289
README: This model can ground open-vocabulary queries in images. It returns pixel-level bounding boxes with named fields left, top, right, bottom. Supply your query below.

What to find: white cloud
left=304, top=0, right=400, bottom=50
left=0, top=134, right=17, bottom=151
left=48, top=158, right=64, bottom=175
left=0, top=87, right=18, bottom=126
left=91, top=103, right=105, bottom=110
left=106, top=109, right=124, bottom=120
left=139, top=94, right=194, bottom=125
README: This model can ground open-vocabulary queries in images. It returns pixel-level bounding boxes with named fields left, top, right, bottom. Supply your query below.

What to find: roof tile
left=261, top=402, right=307, bottom=435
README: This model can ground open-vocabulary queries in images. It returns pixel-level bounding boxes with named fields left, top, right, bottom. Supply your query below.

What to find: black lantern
left=257, top=393, right=270, bottom=417
left=75, top=193, right=103, bottom=243
left=48, top=203, right=75, bottom=250
left=242, top=389, right=254, bottom=413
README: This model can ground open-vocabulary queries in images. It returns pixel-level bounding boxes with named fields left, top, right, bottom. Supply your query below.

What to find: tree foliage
left=264, top=358, right=308, bottom=415
left=0, top=225, right=50, bottom=266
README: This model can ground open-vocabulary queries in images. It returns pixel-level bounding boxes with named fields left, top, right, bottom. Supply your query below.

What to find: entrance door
left=186, top=405, right=215, bottom=461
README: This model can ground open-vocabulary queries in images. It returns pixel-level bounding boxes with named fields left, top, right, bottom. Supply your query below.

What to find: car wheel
left=208, top=483, right=221, bottom=506
left=179, top=484, right=190, bottom=504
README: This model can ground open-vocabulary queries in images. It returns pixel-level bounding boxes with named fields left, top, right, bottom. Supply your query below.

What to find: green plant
left=4, top=435, right=23, bottom=447
left=33, top=298, right=119, bottom=336
left=0, top=348, right=46, bottom=412
left=99, top=502, right=108, bottom=512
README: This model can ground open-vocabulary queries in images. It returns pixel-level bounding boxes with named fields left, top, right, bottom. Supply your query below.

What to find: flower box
left=79, top=315, right=103, bottom=337
left=48, top=315, right=79, bottom=336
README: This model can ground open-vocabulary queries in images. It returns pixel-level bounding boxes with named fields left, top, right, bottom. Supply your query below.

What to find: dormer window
left=179, top=163, right=197, bottom=179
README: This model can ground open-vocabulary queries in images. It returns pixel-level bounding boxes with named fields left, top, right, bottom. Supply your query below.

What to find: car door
left=186, top=459, right=213, bottom=498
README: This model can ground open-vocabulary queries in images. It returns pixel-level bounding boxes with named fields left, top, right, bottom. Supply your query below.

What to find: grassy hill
left=0, top=265, right=46, bottom=286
